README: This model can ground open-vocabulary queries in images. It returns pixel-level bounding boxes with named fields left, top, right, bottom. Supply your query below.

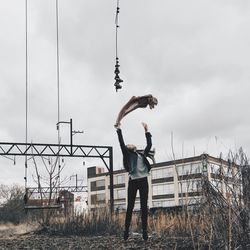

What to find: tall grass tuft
left=45, top=207, right=123, bottom=236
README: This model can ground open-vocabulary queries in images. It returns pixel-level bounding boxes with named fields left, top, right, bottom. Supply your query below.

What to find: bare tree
left=29, top=155, right=66, bottom=206
left=0, top=184, right=26, bottom=223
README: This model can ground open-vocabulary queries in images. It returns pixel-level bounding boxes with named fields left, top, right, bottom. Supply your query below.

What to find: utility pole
left=56, top=118, right=83, bottom=156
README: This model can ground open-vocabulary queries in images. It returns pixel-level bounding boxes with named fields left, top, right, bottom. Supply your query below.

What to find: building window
left=152, top=167, right=173, bottom=179
left=177, top=163, right=202, bottom=176
left=210, top=164, right=220, bottom=174
left=90, top=179, right=105, bottom=192
left=152, top=183, right=174, bottom=196
left=114, top=189, right=126, bottom=199
left=96, top=193, right=105, bottom=202
left=152, top=199, right=175, bottom=207
left=178, top=180, right=201, bottom=193
left=96, top=179, right=105, bottom=187
left=91, top=193, right=106, bottom=204
left=114, top=174, right=125, bottom=185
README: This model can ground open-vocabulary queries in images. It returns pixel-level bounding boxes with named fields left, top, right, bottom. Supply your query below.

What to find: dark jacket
left=116, top=128, right=152, bottom=174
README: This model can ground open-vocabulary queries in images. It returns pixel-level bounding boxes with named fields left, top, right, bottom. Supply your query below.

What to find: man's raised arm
left=142, top=122, right=152, bottom=156
left=115, top=124, right=127, bottom=154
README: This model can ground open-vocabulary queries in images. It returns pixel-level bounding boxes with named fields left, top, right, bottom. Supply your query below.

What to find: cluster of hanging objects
left=114, top=0, right=123, bottom=92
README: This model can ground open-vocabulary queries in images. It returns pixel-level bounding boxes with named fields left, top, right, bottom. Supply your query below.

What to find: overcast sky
left=0, top=0, right=250, bottom=186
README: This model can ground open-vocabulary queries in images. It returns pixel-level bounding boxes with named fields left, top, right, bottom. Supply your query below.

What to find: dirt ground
left=0, top=224, right=206, bottom=250
left=0, top=234, right=205, bottom=250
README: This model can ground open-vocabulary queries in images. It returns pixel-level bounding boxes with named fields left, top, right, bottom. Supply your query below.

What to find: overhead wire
left=56, top=0, right=60, bottom=132
left=115, top=0, right=119, bottom=59
left=56, top=0, right=61, bottom=189
left=25, top=0, right=28, bottom=190
left=23, top=0, right=62, bottom=204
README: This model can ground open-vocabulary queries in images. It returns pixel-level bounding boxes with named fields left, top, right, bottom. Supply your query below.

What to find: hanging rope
left=114, top=0, right=123, bottom=92
left=24, top=0, right=61, bottom=199
left=115, top=0, right=119, bottom=60
left=56, top=0, right=61, bottom=189
left=56, top=0, right=60, bottom=131
left=25, top=0, right=28, bottom=190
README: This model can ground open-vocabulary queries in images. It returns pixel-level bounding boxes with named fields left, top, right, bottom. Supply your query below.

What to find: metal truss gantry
left=0, top=141, right=114, bottom=212
left=27, top=185, right=88, bottom=195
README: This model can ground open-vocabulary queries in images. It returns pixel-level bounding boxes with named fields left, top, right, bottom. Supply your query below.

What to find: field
left=1, top=169, right=250, bottom=250
left=0, top=203, right=250, bottom=250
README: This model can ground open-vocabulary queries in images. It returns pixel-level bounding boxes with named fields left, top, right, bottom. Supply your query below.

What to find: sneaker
left=142, top=230, right=148, bottom=241
left=123, top=230, right=129, bottom=241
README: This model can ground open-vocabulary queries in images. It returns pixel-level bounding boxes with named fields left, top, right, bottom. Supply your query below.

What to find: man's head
left=126, top=144, right=137, bottom=152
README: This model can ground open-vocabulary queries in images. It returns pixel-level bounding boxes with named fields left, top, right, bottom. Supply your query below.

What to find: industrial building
left=87, top=154, right=242, bottom=211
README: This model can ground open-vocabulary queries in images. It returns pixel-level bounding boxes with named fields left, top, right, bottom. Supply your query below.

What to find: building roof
left=88, top=153, right=239, bottom=178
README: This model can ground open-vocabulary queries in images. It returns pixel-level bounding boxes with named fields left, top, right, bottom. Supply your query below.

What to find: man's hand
left=142, top=122, right=148, bottom=132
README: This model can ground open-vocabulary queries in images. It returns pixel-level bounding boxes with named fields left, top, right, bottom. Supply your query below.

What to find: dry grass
left=1, top=192, right=249, bottom=249
left=38, top=174, right=249, bottom=250
left=1, top=152, right=249, bottom=249
left=37, top=207, right=122, bottom=236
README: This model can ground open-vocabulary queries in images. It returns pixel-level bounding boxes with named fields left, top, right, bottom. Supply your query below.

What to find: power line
left=56, top=0, right=61, bottom=188
left=25, top=0, right=28, bottom=190
left=56, top=0, right=60, bottom=134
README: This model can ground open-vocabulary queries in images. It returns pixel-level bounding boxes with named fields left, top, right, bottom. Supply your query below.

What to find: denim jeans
left=125, top=177, right=148, bottom=231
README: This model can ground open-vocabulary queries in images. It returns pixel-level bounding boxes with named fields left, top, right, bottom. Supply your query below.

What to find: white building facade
left=87, top=154, right=241, bottom=211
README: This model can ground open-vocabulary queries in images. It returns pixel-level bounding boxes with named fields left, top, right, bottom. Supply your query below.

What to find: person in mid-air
left=115, top=122, right=152, bottom=241
left=114, top=94, right=158, bottom=128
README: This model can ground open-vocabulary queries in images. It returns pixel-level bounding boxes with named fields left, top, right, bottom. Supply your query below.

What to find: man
left=114, top=95, right=158, bottom=128
left=115, top=122, right=152, bottom=241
